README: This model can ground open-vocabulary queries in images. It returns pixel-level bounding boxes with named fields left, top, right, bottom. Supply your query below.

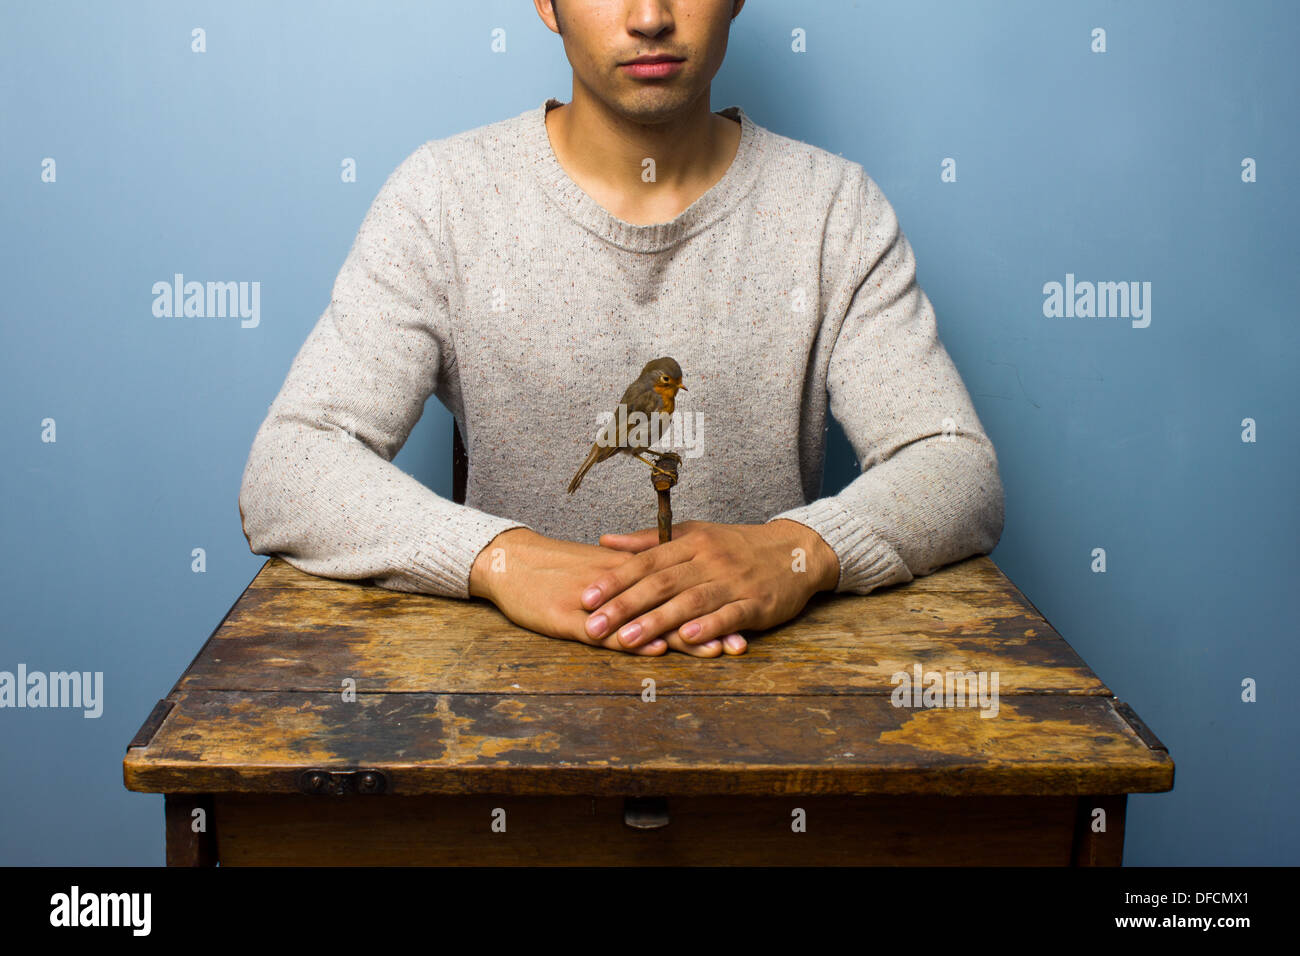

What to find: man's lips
left=625, top=54, right=683, bottom=63
left=620, top=57, right=684, bottom=78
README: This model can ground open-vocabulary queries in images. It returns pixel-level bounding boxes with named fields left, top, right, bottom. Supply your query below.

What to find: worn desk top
left=124, top=556, right=1174, bottom=797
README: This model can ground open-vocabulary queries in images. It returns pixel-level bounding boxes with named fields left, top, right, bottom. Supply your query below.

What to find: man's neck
left=543, top=89, right=741, bottom=226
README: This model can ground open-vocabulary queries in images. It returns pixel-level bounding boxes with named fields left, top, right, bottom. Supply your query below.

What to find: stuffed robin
left=567, top=357, right=687, bottom=494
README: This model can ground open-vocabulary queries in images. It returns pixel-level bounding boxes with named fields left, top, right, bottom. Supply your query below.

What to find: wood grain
left=127, top=546, right=1174, bottom=877
left=212, top=793, right=1086, bottom=866
left=125, top=689, right=1172, bottom=796
left=180, top=557, right=1107, bottom=696
left=164, top=794, right=215, bottom=866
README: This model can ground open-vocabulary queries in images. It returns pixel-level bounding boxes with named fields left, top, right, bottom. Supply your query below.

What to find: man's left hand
left=580, top=519, right=841, bottom=653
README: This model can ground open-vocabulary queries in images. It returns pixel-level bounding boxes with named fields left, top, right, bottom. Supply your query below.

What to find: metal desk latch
left=623, top=796, right=670, bottom=829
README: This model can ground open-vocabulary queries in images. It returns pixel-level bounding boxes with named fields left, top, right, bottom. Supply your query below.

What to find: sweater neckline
left=525, top=97, right=761, bottom=253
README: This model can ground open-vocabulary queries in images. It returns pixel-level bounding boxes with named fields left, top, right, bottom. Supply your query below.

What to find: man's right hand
left=469, top=528, right=745, bottom=657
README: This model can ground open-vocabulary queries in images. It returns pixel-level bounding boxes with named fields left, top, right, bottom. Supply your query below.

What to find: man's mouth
left=620, top=56, right=685, bottom=79
left=623, top=54, right=685, bottom=65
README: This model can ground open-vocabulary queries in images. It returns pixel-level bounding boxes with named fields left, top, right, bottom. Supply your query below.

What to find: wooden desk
left=123, top=555, right=1173, bottom=866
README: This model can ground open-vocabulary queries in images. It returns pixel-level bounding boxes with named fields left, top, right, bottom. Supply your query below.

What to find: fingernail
left=680, top=621, right=701, bottom=640
left=581, top=586, right=601, bottom=607
left=724, top=634, right=745, bottom=651
left=618, top=621, right=642, bottom=645
left=586, top=613, right=607, bottom=637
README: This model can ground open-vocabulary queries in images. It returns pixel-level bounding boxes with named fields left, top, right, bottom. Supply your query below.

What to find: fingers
left=596, top=527, right=660, bottom=553
left=582, top=526, right=703, bottom=609
left=720, top=633, right=748, bottom=655
left=557, top=611, right=743, bottom=658
left=662, top=631, right=724, bottom=657
left=572, top=634, right=668, bottom=655
left=598, top=520, right=704, bottom=553
left=607, top=635, right=668, bottom=655
left=585, top=564, right=699, bottom=642
left=581, top=632, right=734, bottom=657
left=662, top=631, right=747, bottom=657
left=580, top=548, right=683, bottom=611
left=675, top=599, right=757, bottom=645
left=562, top=622, right=742, bottom=658
left=618, top=590, right=759, bottom=650
left=556, top=610, right=668, bottom=655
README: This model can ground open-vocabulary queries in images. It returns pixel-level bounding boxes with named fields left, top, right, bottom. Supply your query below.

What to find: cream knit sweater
left=238, top=98, right=1005, bottom=599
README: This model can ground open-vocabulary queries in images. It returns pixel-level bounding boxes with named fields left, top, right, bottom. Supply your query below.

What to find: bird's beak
left=676, top=380, right=687, bottom=391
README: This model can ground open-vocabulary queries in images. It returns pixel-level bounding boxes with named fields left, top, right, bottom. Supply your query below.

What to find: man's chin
left=607, top=87, right=702, bottom=124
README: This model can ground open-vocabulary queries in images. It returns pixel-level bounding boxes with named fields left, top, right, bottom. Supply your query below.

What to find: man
left=238, top=0, right=1005, bottom=658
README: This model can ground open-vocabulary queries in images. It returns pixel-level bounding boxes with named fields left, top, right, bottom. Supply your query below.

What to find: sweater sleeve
left=237, top=142, right=530, bottom=598
left=767, top=166, right=1005, bottom=594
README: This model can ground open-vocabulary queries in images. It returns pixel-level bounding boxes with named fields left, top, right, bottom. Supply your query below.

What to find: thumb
left=598, top=526, right=660, bottom=552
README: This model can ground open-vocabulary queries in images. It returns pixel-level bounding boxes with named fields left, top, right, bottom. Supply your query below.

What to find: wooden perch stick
left=649, top=452, right=682, bottom=543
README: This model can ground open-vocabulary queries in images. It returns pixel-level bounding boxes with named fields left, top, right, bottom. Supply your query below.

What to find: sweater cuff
left=766, top=498, right=913, bottom=594
left=406, top=510, right=532, bottom=599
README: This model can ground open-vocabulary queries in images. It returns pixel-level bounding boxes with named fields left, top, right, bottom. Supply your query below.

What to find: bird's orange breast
left=654, top=385, right=676, bottom=415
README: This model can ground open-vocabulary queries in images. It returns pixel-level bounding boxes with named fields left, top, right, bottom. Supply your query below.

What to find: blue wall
left=1, top=0, right=1295, bottom=865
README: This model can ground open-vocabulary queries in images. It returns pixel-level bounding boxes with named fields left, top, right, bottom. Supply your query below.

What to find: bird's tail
left=567, top=446, right=601, bottom=494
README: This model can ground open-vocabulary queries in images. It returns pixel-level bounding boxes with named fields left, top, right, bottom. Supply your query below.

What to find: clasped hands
left=469, top=519, right=840, bottom=657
